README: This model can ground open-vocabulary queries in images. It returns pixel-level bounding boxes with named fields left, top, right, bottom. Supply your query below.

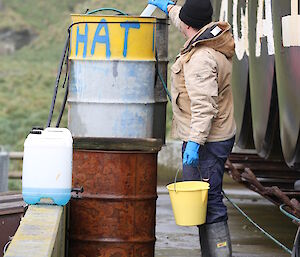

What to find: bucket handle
left=174, top=168, right=180, bottom=193
left=174, top=165, right=209, bottom=192
left=197, top=166, right=210, bottom=183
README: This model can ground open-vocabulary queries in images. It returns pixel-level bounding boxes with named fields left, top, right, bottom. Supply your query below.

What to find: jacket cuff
left=188, top=136, right=206, bottom=146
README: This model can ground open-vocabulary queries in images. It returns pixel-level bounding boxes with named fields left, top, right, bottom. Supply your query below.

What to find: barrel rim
left=73, top=137, right=162, bottom=152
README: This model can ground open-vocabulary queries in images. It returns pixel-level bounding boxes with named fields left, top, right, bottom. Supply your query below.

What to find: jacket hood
left=182, top=22, right=235, bottom=58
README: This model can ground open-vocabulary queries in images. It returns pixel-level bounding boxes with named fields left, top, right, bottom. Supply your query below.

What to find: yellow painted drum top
left=69, top=15, right=156, bottom=61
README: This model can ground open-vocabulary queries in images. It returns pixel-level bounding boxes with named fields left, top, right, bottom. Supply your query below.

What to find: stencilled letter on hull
left=256, top=0, right=275, bottom=57
left=282, top=0, right=300, bottom=47
left=219, top=0, right=229, bottom=22
left=233, top=0, right=249, bottom=61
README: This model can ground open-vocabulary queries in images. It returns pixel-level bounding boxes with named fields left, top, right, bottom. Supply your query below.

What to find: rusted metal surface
left=226, top=153, right=300, bottom=219
left=0, top=193, right=25, bottom=257
left=69, top=150, right=158, bottom=257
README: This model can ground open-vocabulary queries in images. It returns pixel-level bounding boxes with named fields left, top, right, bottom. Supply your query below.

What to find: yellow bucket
left=167, top=181, right=210, bottom=226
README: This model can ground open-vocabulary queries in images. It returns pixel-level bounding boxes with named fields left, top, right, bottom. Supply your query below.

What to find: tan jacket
left=169, top=6, right=236, bottom=145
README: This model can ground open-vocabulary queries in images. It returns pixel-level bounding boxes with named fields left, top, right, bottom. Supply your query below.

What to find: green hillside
left=0, top=0, right=185, bottom=151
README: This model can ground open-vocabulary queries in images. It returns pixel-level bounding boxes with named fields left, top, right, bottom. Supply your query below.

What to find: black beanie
left=179, top=0, right=213, bottom=29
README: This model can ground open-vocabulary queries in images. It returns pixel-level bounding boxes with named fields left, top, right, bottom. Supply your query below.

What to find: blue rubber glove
left=183, top=141, right=200, bottom=167
left=148, top=0, right=175, bottom=14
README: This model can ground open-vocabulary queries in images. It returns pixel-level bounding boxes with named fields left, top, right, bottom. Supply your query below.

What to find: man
left=148, top=0, right=236, bottom=256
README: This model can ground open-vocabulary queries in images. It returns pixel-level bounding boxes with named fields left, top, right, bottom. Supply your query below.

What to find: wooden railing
left=8, top=152, right=23, bottom=180
left=9, top=152, right=23, bottom=160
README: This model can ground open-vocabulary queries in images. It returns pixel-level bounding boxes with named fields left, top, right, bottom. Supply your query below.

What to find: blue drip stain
left=113, top=107, right=146, bottom=137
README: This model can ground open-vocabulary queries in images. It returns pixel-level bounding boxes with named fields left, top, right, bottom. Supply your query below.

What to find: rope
left=86, top=8, right=128, bottom=16
left=222, top=190, right=292, bottom=255
left=157, top=70, right=172, bottom=102
left=280, top=204, right=300, bottom=223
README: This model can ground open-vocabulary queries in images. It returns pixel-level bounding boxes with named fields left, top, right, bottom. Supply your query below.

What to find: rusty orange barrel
left=68, top=140, right=161, bottom=257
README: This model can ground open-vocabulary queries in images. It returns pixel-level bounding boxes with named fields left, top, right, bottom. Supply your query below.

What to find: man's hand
left=148, top=0, right=175, bottom=14
left=183, top=141, right=200, bottom=167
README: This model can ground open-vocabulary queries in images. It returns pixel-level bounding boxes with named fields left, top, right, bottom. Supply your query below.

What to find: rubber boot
left=198, top=221, right=232, bottom=257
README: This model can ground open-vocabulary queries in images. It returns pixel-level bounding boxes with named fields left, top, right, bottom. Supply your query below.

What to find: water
left=22, top=188, right=71, bottom=206
left=155, top=174, right=297, bottom=257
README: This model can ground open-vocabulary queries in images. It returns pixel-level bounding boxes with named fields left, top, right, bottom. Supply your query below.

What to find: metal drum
left=68, top=15, right=167, bottom=141
left=69, top=149, right=158, bottom=256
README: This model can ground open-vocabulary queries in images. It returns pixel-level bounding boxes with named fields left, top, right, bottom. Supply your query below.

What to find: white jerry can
left=22, top=128, right=73, bottom=206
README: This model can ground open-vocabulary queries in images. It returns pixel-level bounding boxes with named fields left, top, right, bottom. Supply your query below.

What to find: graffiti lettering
left=219, top=0, right=229, bottom=22
left=256, top=0, right=275, bottom=57
left=74, top=19, right=145, bottom=59
left=76, top=24, right=88, bottom=58
left=232, top=0, right=249, bottom=61
left=91, top=19, right=111, bottom=58
left=120, top=22, right=141, bottom=57
left=282, top=0, right=300, bottom=47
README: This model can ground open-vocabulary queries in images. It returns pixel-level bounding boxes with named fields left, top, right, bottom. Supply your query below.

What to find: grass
left=0, top=0, right=186, bottom=152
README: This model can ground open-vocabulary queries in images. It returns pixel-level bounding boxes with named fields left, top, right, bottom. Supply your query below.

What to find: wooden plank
left=0, top=201, right=25, bottom=216
left=73, top=137, right=163, bottom=152
left=4, top=205, right=65, bottom=257
left=9, top=152, right=23, bottom=160
left=8, top=172, right=22, bottom=180
left=0, top=193, right=23, bottom=204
